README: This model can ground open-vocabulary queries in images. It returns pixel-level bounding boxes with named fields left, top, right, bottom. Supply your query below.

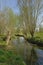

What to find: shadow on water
left=12, top=37, right=43, bottom=65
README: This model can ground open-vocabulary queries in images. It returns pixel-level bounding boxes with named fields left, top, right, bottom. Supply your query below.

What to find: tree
left=4, top=8, right=17, bottom=45
left=0, top=11, right=6, bottom=35
left=0, top=8, right=17, bottom=45
left=17, top=0, right=43, bottom=37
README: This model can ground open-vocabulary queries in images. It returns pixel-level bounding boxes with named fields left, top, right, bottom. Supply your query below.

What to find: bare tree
left=17, top=0, right=43, bottom=37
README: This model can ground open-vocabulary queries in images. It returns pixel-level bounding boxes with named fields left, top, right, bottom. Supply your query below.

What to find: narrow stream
left=12, top=37, right=43, bottom=65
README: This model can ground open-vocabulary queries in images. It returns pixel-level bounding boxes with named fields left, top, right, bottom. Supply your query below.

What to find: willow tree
left=17, top=0, right=43, bottom=37
left=0, top=11, right=7, bottom=35
left=1, top=8, right=17, bottom=45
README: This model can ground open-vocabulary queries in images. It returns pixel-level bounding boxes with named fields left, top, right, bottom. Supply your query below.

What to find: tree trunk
left=6, top=31, right=11, bottom=45
left=15, top=34, right=43, bottom=47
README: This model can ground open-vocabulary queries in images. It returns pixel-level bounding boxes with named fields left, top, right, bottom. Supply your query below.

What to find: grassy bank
left=0, top=47, right=26, bottom=65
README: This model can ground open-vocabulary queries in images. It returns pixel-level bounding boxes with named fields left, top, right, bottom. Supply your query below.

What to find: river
left=12, top=37, right=43, bottom=65
left=35, top=48, right=43, bottom=65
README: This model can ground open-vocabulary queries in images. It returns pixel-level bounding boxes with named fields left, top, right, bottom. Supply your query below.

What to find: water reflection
left=12, top=37, right=43, bottom=65
left=35, top=49, right=43, bottom=65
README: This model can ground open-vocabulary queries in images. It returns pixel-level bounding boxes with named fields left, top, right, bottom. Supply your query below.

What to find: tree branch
left=15, top=34, right=43, bottom=47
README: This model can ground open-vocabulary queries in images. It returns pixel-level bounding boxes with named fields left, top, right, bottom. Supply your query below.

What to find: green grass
left=0, top=49, right=26, bottom=65
left=34, top=32, right=43, bottom=39
left=0, top=41, right=6, bottom=45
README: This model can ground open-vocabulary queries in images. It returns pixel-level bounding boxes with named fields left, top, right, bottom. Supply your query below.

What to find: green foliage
left=0, top=49, right=26, bottom=65
left=7, top=8, right=16, bottom=29
left=0, top=12, right=6, bottom=35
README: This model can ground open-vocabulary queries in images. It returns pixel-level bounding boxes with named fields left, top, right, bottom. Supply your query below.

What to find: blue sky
left=0, top=0, right=19, bottom=14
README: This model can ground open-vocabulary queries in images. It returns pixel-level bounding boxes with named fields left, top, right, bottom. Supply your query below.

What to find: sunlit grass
left=0, top=41, right=6, bottom=45
left=34, top=32, right=43, bottom=39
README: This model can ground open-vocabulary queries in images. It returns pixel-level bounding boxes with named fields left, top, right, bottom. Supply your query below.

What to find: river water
left=35, top=48, right=43, bottom=65
left=12, top=37, right=43, bottom=65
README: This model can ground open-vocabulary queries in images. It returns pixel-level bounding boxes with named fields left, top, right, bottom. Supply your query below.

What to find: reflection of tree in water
left=20, top=39, right=38, bottom=65
left=23, top=42, right=38, bottom=65
left=29, top=46, right=38, bottom=65
left=23, top=40, right=36, bottom=65
left=12, top=38, right=38, bottom=65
